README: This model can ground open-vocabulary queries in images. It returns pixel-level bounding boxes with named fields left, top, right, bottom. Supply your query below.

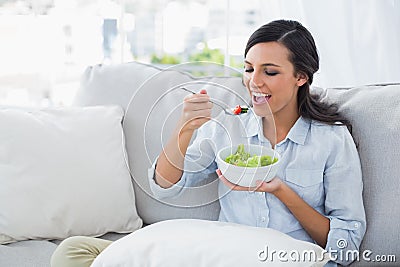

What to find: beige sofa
left=1, top=61, right=399, bottom=266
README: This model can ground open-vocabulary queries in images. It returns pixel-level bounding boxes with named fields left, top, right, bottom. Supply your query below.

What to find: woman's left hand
left=216, top=169, right=284, bottom=193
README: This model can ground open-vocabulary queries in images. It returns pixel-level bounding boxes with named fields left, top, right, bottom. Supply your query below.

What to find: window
left=1, top=0, right=399, bottom=107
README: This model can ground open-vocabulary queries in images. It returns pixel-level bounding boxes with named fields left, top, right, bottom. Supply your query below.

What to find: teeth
left=252, top=92, right=271, bottom=97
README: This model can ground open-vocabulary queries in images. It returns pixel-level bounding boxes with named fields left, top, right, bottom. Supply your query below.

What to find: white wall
left=257, top=0, right=400, bottom=87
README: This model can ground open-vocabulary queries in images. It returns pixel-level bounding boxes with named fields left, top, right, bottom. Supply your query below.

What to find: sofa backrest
left=74, top=61, right=400, bottom=263
left=313, top=84, right=400, bottom=265
left=73, top=61, right=250, bottom=224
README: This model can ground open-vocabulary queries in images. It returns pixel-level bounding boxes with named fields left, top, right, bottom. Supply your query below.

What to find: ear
left=296, top=72, right=308, bottom=87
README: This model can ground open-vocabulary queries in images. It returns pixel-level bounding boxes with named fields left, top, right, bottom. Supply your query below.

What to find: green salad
left=224, top=144, right=278, bottom=167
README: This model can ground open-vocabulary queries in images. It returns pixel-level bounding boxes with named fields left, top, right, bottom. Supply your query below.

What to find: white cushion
left=92, top=219, right=331, bottom=267
left=73, top=61, right=161, bottom=109
left=0, top=105, right=142, bottom=244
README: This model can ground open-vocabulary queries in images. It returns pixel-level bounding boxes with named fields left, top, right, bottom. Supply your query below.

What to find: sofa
left=0, top=61, right=399, bottom=266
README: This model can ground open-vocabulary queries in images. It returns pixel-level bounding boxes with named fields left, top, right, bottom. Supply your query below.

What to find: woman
left=51, top=20, right=365, bottom=267
left=152, top=20, right=365, bottom=266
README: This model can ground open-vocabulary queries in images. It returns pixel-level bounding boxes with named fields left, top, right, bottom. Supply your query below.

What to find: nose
left=248, top=70, right=264, bottom=89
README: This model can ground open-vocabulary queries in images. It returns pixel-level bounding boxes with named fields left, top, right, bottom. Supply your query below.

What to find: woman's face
left=243, top=41, right=306, bottom=118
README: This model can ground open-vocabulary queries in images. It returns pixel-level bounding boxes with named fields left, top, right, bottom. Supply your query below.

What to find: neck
left=262, top=109, right=300, bottom=147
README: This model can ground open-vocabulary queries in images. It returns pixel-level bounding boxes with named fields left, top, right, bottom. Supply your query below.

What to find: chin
left=252, top=104, right=273, bottom=117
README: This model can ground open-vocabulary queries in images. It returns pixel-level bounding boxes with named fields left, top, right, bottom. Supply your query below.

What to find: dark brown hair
left=245, top=20, right=351, bottom=130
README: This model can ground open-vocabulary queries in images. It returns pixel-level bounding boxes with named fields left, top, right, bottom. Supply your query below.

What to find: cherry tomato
left=233, top=105, right=242, bottom=115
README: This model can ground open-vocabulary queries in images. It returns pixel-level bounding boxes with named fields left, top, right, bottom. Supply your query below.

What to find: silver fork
left=180, top=87, right=248, bottom=116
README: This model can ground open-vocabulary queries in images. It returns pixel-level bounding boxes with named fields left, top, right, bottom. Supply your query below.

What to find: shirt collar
left=286, top=117, right=311, bottom=145
left=243, top=111, right=311, bottom=146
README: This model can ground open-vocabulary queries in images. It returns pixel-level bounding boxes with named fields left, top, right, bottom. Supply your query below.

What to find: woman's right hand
left=178, top=89, right=213, bottom=133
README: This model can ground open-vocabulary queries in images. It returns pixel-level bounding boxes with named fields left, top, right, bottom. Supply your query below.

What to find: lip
left=251, top=91, right=271, bottom=105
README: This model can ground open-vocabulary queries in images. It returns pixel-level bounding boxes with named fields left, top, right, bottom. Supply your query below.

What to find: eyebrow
left=244, top=60, right=281, bottom=68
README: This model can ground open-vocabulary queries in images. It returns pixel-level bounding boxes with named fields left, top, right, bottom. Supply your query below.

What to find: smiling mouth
left=252, top=92, right=271, bottom=104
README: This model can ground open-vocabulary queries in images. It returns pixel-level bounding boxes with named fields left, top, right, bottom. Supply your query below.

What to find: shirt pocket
left=285, top=169, right=324, bottom=207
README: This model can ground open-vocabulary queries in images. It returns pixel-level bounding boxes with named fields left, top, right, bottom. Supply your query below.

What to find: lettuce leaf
left=224, top=144, right=278, bottom=167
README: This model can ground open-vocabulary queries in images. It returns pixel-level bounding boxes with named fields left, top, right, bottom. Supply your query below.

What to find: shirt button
left=354, top=223, right=359, bottom=228
left=261, top=217, right=266, bottom=222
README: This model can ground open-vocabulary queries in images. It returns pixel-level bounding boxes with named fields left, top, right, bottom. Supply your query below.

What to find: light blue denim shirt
left=149, top=109, right=366, bottom=266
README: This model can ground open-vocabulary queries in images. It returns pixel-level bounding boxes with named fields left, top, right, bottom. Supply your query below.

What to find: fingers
left=254, top=177, right=283, bottom=193
left=216, top=170, right=282, bottom=193
left=183, top=101, right=213, bottom=112
left=184, top=93, right=210, bottom=104
left=183, top=90, right=212, bottom=112
left=254, top=180, right=267, bottom=191
left=216, top=169, right=254, bottom=191
left=180, top=90, right=213, bottom=132
left=182, top=104, right=212, bottom=126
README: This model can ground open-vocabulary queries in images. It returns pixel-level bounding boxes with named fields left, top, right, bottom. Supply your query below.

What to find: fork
left=179, top=87, right=248, bottom=116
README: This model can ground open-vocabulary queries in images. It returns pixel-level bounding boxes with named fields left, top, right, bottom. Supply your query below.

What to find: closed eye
left=244, top=68, right=278, bottom=76
left=265, top=71, right=278, bottom=76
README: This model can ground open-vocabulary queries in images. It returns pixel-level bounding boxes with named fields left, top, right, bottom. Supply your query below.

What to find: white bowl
left=216, top=144, right=281, bottom=187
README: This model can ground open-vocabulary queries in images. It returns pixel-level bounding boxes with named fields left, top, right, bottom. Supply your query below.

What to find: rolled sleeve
left=325, top=217, right=366, bottom=265
left=147, top=158, right=188, bottom=200
left=323, top=127, right=366, bottom=266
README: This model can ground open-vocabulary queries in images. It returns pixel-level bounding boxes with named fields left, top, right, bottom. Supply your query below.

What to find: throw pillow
left=0, top=105, right=142, bottom=244
left=91, top=219, right=331, bottom=267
